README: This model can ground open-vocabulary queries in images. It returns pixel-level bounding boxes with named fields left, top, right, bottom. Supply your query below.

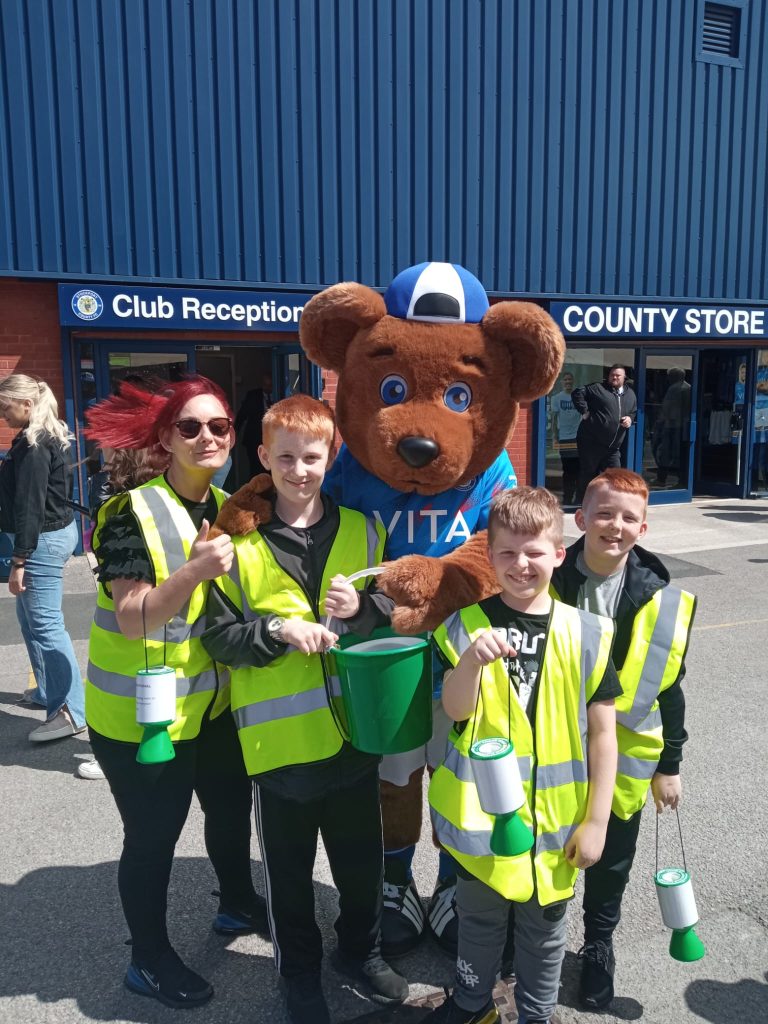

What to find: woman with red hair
left=84, top=377, right=265, bottom=1009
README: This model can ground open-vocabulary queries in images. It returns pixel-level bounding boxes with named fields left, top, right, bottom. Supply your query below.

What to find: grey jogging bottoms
left=454, top=875, right=568, bottom=1023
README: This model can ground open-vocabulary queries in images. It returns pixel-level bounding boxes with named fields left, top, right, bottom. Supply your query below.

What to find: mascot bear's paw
left=378, top=555, right=453, bottom=635
left=209, top=473, right=275, bottom=539
left=379, top=537, right=502, bottom=634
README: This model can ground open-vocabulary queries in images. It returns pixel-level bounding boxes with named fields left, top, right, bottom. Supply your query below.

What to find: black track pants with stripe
left=254, top=768, right=384, bottom=977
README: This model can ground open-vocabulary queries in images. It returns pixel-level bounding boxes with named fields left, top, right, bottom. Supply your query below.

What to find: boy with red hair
left=552, top=469, right=696, bottom=1010
left=203, top=395, right=409, bottom=1024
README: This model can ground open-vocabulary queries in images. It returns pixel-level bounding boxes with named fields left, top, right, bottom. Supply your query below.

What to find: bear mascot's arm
left=379, top=531, right=497, bottom=633
left=209, top=473, right=275, bottom=539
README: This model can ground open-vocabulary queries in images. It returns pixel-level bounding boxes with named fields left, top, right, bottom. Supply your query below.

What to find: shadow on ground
left=0, top=695, right=94, bottom=775
left=0, top=859, right=451, bottom=1024
left=685, top=972, right=768, bottom=1021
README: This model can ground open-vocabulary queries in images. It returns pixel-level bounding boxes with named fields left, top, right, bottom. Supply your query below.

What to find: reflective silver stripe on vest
left=430, top=807, right=493, bottom=857
left=137, top=486, right=195, bottom=624
left=87, top=661, right=218, bottom=698
left=536, top=758, right=588, bottom=790
left=616, top=587, right=682, bottom=731
left=443, top=744, right=532, bottom=784
left=93, top=604, right=205, bottom=645
left=535, top=822, right=579, bottom=856
left=578, top=610, right=604, bottom=743
left=445, top=610, right=470, bottom=656
left=617, top=752, right=657, bottom=781
left=620, top=706, right=662, bottom=734
left=234, top=679, right=340, bottom=730
left=365, top=515, right=382, bottom=566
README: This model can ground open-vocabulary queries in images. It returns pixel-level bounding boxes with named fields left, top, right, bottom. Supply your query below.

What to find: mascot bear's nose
left=397, top=436, right=440, bottom=468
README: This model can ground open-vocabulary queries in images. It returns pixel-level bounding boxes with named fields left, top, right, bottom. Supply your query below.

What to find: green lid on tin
left=137, top=666, right=175, bottom=677
left=655, top=867, right=690, bottom=887
left=470, top=737, right=512, bottom=761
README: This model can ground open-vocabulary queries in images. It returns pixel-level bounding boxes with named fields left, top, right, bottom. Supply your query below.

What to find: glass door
left=72, top=340, right=194, bottom=523
left=694, top=349, right=749, bottom=498
left=635, top=352, right=696, bottom=504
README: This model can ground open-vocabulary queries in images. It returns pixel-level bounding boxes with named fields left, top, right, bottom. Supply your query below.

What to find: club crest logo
left=71, top=289, right=104, bottom=321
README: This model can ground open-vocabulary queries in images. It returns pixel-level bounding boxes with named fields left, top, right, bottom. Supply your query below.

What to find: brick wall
left=0, top=279, right=62, bottom=449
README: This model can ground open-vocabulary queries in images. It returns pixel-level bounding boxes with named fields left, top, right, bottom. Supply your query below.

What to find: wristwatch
left=267, top=615, right=286, bottom=643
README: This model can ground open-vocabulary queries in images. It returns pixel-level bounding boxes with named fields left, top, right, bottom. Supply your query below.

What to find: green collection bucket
left=332, top=628, right=433, bottom=755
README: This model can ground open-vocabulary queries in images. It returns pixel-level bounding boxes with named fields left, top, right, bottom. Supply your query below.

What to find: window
left=697, top=1, right=746, bottom=67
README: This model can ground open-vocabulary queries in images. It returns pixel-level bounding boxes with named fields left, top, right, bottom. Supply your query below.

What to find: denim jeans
left=12, top=520, right=86, bottom=728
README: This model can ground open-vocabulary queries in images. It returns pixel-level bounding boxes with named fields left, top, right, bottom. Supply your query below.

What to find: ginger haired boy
left=552, top=468, right=696, bottom=1010
left=203, top=395, right=408, bottom=1024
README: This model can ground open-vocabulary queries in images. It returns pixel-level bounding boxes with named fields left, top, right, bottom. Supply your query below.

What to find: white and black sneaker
left=124, top=948, right=213, bottom=1009
left=381, top=859, right=425, bottom=957
left=427, top=875, right=459, bottom=956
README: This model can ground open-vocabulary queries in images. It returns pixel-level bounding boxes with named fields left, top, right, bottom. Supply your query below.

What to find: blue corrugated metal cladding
left=0, top=0, right=765, bottom=300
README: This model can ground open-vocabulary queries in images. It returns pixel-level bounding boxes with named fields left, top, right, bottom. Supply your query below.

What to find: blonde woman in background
left=0, top=373, right=85, bottom=741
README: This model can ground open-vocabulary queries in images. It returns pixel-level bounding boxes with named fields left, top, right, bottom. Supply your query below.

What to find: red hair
left=583, top=468, right=649, bottom=506
left=84, top=376, right=233, bottom=450
left=262, top=395, right=336, bottom=449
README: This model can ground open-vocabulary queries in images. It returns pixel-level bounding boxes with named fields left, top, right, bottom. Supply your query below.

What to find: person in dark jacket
left=233, top=372, right=273, bottom=481
left=551, top=468, right=695, bottom=1011
left=0, top=373, right=86, bottom=742
left=572, top=365, right=637, bottom=504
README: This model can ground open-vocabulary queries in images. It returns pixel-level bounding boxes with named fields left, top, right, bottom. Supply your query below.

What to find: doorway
left=694, top=349, right=749, bottom=498
left=635, top=352, right=695, bottom=504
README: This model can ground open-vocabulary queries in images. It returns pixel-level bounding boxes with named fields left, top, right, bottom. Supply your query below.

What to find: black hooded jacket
left=572, top=380, right=638, bottom=451
left=552, top=536, right=687, bottom=775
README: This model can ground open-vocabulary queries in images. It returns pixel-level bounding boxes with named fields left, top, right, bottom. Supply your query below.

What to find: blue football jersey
left=323, top=446, right=517, bottom=559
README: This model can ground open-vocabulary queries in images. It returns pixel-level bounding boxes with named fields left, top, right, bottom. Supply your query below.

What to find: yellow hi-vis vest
left=215, top=508, right=386, bottom=776
left=610, top=585, right=696, bottom=819
left=429, top=601, right=615, bottom=905
left=85, top=475, right=231, bottom=742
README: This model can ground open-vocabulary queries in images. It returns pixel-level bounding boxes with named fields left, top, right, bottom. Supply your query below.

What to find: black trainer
left=212, top=897, right=270, bottom=937
left=335, top=949, right=409, bottom=1004
left=124, top=947, right=213, bottom=1009
left=421, top=994, right=500, bottom=1023
left=283, top=972, right=330, bottom=1024
left=578, top=938, right=616, bottom=1010
left=381, top=857, right=425, bottom=957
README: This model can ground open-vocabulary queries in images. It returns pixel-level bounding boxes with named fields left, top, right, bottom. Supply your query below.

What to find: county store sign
left=551, top=302, right=768, bottom=338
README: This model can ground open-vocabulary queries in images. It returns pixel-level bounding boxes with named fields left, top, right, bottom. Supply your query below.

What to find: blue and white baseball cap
left=383, top=262, right=489, bottom=324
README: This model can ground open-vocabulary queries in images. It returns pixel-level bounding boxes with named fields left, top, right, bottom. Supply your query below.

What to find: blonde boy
left=202, top=395, right=407, bottom=1024
left=425, top=487, right=619, bottom=1024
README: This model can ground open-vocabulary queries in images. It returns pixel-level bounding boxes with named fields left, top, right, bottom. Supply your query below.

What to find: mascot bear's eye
left=443, top=382, right=473, bottom=413
left=380, top=374, right=409, bottom=405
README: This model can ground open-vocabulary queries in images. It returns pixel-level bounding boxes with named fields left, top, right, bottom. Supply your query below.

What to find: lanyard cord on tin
left=469, top=638, right=512, bottom=748
left=141, top=592, right=167, bottom=670
left=655, top=807, right=687, bottom=877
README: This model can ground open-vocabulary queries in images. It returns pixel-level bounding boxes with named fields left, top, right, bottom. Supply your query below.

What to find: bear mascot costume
left=213, top=262, right=564, bottom=957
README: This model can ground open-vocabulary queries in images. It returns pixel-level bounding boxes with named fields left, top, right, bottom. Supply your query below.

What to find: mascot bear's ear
left=300, top=283, right=387, bottom=373
left=481, top=301, right=565, bottom=401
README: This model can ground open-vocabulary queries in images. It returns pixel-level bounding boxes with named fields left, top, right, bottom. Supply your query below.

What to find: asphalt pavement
left=1, top=498, right=767, bottom=1024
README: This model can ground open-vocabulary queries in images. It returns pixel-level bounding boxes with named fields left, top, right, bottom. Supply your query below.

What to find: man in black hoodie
left=572, top=365, right=637, bottom=504
left=551, top=468, right=695, bottom=1011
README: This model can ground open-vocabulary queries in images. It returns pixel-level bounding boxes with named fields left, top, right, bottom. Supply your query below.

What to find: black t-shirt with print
left=479, top=595, right=621, bottom=713
left=444, top=595, right=621, bottom=731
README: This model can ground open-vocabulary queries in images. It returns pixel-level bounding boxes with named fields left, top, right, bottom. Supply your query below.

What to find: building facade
left=1, top=0, right=766, bottom=506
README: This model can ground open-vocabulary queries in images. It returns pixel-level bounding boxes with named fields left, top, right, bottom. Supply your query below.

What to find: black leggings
left=90, top=710, right=257, bottom=963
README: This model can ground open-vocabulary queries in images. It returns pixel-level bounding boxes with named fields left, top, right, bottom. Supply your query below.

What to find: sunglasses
left=174, top=417, right=232, bottom=439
